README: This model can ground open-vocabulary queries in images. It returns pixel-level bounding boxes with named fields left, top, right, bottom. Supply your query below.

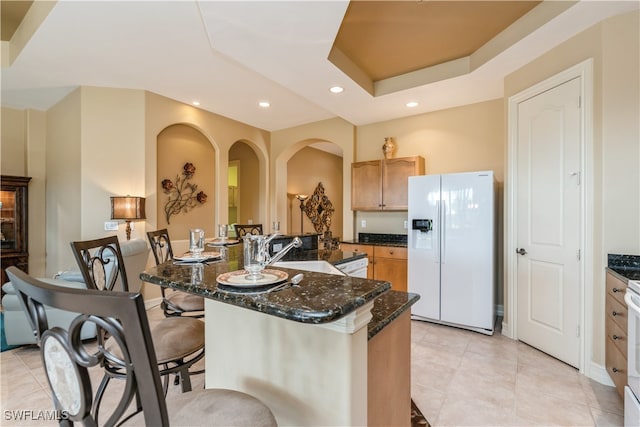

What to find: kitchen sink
left=271, top=260, right=344, bottom=276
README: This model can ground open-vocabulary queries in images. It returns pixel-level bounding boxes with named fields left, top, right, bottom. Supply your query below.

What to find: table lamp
left=111, top=196, right=146, bottom=240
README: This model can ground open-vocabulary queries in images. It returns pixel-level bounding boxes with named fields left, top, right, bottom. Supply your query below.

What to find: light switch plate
left=104, top=221, right=119, bottom=231
left=361, top=220, right=366, bottom=228
left=403, top=220, right=408, bottom=229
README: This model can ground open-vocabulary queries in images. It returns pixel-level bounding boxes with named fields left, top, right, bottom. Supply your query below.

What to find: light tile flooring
left=411, top=319, right=624, bottom=426
left=1, top=307, right=625, bottom=426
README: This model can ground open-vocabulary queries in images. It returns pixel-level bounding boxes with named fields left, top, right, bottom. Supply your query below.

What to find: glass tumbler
left=218, top=224, right=228, bottom=241
left=243, top=234, right=268, bottom=280
left=189, top=228, right=205, bottom=255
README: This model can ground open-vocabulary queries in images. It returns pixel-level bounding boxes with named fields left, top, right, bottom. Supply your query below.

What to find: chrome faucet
left=267, top=236, right=303, bottom=265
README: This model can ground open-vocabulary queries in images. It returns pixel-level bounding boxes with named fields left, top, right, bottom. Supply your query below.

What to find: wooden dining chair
left=69, top=236, right=205, bottom=423
left=5, top=266, right=277, bottom=427
left=147, top=229, right=205, bottom=318
left=234, top=224, right=263, bottom=238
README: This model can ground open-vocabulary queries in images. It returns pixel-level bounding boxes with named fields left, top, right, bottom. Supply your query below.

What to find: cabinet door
left=374, top=257, right=407, bottom=292
left=382, top=157, right=425, bottom=210
left=373, top=246, right=408, bottom=292
left=351, top=161, right=382, bottom=210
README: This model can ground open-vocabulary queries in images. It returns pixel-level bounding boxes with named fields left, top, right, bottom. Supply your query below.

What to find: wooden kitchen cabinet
left=1, top=176, right=31, bottom=288
left=340, top=243, right=407, bottom=291
left=605, top=270, right=628, bottom=397
left=373, top=246, right=407, bottom=292
left=351, top=156, right=424, bottom=211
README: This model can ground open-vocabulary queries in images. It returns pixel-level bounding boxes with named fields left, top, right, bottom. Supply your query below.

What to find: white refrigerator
left=408, top=171, right=495, bottom=334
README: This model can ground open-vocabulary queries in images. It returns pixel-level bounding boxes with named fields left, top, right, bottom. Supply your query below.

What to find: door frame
left=505, top=59, right=594, bottom=376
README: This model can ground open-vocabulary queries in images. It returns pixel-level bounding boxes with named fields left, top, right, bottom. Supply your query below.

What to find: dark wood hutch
left=1, top=176, right=31, bottom=286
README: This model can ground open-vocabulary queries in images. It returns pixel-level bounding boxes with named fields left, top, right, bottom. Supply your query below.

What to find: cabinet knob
left=612, top=311, right=619, bottom=316
left=613, top=367, right=621, bottom=373
left=613, top=334, right=620, bottom=340
left=613, top=287, right=622, bottom=293
left=389, top=250, right=394, bottom=255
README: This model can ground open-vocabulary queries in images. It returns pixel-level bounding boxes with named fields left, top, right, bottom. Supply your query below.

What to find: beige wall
left=46, top=89, right=82, bottom=274
left=157, top=124, right=215, bottom=240
left=1, top=107, right=27, bottom=176
left=287, top=147, right=343, bottom=238
left=271, top=117, right=354, bottom=237
left=505, top=10, right=639, bottom=367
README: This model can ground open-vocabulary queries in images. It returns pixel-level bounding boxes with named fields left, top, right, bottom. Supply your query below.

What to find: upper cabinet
left=351, top=156, right=424, bottom=211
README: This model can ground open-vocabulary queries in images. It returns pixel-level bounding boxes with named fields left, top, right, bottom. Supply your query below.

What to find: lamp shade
left=111, top=196, right=146, bottom=220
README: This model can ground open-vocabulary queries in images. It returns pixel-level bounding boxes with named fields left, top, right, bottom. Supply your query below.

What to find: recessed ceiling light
left=406, top=101, right=419, bottom=108
left=192, top=101, right=200, bottom=106
left=258, top=101, right=270, bottom=108
left=329, top=86, right=344, bottom=94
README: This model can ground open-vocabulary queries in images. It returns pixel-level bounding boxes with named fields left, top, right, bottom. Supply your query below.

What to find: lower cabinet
left=605, top=270, right=628, bottom=397
left=372, top=246, right=407, bottom=292
left=341, top=243, right=407, bottom=291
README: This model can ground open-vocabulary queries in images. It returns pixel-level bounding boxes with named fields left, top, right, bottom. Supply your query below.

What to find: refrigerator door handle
left=441, top=200, right=446, bottom=264
left=435, top=199, right=441, bottom=263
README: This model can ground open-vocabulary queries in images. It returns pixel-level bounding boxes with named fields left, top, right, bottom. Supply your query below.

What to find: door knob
left=516, top=248, right=527, bottom=255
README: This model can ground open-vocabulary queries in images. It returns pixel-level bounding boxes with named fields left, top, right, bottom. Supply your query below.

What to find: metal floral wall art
left=161, top=162, right=207, bottom=224
left=303, top=182, right=334, bottom=234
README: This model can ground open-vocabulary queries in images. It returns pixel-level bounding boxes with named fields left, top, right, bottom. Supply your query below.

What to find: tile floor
left=0, top=307, right=624, bottom=426
left=411, top=319, right=624, bottom=426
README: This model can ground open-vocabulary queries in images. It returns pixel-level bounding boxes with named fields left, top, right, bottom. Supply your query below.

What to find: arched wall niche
left=277, top=139, right=344, bottom=237
left=156, top=123, right=215, bottom=240
left=228, top=140, right=261, bottom=227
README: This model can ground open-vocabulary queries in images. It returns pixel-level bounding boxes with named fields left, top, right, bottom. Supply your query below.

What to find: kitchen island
left=141, top=244, right=419, bottom=426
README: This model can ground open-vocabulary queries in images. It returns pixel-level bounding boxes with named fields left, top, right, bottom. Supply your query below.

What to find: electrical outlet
left=248, top=219, right=253, bottom=225
left=130, top=222, right=135, bottom=230
left=403, top=220, right=408, bottom=229
left=104, top=221, right=118, bottom=231
left=361, top=220, right=366, bottom=228
left=273, top=243, right=283, bottom=253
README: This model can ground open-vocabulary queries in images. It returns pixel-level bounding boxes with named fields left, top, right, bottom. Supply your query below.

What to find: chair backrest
left=234, top=224, right=263, bottom=238
left=70, top=236, right=129, bottom=292
left=5, top=266, right=169, bottom=426
left=147, top=229, right=174, bottom=265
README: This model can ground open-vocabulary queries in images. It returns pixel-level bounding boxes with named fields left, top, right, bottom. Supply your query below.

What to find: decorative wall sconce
left=295, top=194, right=308, bottom=234
left=111, top=196, right=146, bottom=240
left=161, top=162, right=207, bottom=224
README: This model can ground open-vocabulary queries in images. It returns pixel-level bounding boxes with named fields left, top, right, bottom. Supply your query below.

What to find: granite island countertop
left=141, top=243, right=419, bottom=338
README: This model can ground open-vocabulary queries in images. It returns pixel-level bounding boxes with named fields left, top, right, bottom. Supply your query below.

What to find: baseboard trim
left=588, top=361, right=615, bottom=387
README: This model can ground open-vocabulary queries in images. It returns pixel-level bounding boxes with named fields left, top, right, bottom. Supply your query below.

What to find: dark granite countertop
left=141, top=244, right=391, bottom=325
left=342, top=232, right=408, bottom=248
left=607, top=254, right=640, bottom=281
left=368, top=290, right=419, bottom=340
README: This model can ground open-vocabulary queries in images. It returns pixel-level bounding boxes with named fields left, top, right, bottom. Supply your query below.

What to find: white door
left=516, top=77, right=582, bottom=367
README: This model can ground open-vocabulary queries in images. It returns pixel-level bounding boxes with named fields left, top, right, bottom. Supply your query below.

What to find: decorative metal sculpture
left=303, top=182, right=334, bottom=234
left=161, top=162, right=207, bottom=224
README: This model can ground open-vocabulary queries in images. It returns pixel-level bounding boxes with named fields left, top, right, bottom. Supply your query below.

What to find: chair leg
left=178, top=367, right=192, bottom=393
left=92, top=374, right=111, bottom=425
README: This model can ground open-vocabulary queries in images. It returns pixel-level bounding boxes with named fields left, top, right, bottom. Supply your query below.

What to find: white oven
left=624, top=280, right=640, bottom=426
